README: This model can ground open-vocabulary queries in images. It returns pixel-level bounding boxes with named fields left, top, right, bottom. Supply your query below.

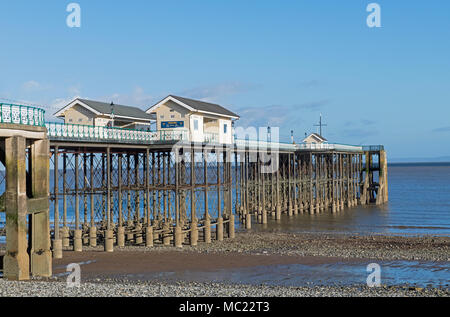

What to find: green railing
left=45, top=122, right=188, bottom=143
left=0, top=103, right=46, bottom=127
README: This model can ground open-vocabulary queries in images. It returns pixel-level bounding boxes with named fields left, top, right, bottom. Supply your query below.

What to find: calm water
left=249, top=163, right=450, bottom=236
left=139, top=260, right=449, bottom=288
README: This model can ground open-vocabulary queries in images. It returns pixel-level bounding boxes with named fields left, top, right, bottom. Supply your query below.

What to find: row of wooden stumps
left=235, top=150, right=388, bottom=228
left=51, top=145, right=236, bottom=258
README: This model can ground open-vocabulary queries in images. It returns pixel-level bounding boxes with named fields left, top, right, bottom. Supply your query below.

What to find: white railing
left=234, top=140, right=363, bottom=152
left=234, top=139, right=297, bottom=151
left=203, top=132, right=219, bottom=143
left=45, top=122, right=189, bottom=143
left=45, top=122, right=367, bottom=152
left=296, top=143, right=363, bottom=152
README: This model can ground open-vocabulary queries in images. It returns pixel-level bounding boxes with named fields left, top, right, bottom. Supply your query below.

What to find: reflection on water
left=140, top=260, right=450, bottom=288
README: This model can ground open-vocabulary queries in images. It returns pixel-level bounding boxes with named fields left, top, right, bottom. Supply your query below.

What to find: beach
left=1, top=231, right=448, bottom=297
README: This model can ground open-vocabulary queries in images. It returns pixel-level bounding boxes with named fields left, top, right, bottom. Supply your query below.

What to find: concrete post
left=117, top=226, right=125, bottom=247
left=174, top=225, right=183, bottom=248
left=275, top=205, right=281, bottom=220
left=62, top=226, right=70, bottom=248
left=163, top=223, right=171, bottom=246
left=245, top=213, right=252, bottom=229
left=73, top=229, right=82, bottom=252
left=228, top=214, right=235, bottom=239
left=135, top=222, right=143, bottom=245
left=190, top=220, right=198, bottom=246
left=204, top=217, right=211, bottom=244
left=3, top=136, right=30, bottom=281
left=216, top=217, right=224, bottom=242
left=89, top=226, right=97, bottom=247
left=30, top=139, right=52, bottom=277
left=146, top=226, right=153, bottom=247
left=104, top=229, right=114, bottom=252
left=52, top=146, right=62, bottom=259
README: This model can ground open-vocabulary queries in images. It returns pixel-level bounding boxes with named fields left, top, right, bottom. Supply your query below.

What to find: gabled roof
left=303, top=133, right=328, bottom=143
left=54, top=98, right=154, bottom=121
left=147, top=95, right=240, bottom=119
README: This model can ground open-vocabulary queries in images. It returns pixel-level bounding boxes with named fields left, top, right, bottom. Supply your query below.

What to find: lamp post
left=110, top=102, right=115, bottom=128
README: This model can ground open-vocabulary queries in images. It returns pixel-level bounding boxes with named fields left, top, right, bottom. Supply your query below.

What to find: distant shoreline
left=388, top=162, right=450, bottom=167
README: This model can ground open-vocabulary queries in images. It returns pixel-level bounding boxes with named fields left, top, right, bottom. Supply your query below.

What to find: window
left=171, top=115, right=175, bottom=119
left=69, top=119, right=73, bottom=122
left=224, top=123, right=228, bottom=134
left=194, top=119, right=199, bottom=131
left=78, top=118, right=83, bottom=122
left=160, top=115, right=164, bottom=119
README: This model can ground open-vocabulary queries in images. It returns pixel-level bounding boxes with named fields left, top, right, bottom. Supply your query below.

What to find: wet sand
left=49, top=232, right=449, bottom=282
left=53, top=250, right=365, bottom=280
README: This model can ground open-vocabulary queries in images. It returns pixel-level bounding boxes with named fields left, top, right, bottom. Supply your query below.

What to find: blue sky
left=0, top=0, right=449, bottom=159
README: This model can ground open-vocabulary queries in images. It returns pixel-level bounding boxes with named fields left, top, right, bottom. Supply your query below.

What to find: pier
left=0, top=103, right=388, bottom=280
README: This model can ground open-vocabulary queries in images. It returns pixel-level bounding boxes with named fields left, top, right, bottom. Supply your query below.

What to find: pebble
left=0, top=278, right=447, bottom=297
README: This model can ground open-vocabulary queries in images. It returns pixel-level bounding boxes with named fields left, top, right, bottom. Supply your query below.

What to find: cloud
left=22, top=80, right=41, bottom=91
left=433, top=126, right=450, bottom=133
left=234, top=99, right=330, bottom=131
left=361, top=119, right=376, bottom=126
left=68, top=85, right=81, bottom=96
left=295, top=99, right=330, bottom=111
left=236, top=104, right=293, bottom=128
left=21, top=80, right=51, bottom=92
left=105, top=86, right=155, bottom=109
left=299, top=80, right=321, bottom=88
left=342, top=128, right=378, bottom=138
left=180, top=82, right=259, bottom=103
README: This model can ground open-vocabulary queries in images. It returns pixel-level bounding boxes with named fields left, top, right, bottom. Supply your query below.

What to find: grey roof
left=69, top=99, right=153, bottom=120
left=163, top=95, right=240, bottom=118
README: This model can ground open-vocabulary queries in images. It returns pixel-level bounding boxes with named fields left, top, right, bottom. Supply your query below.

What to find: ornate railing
left=0, top=103, right=46, bottom=127
left=46, top=122, right=189, bottom=143
left=296, top=143, right=363, bottom=152
left=234, top=140, right=364, bottom=152
left=235, top=139, right=297, bottom=151
left=363, top=145, right=385, bottom=152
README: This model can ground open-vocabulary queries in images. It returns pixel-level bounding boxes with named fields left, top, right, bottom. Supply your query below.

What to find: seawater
left=250, top=163, right=450, bottom=236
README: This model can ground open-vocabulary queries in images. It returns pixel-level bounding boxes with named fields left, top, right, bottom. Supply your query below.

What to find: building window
left=224, top=123, right=228, bottom=134
left=194, top=119, right=199, bottom=131
left=78, top=118, right=83, bottom=122
left=171, top=115, right=175, bottom=119
left=160, top=115, right=164, bottom=119
left=69, top=119, right=73, bottom=122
